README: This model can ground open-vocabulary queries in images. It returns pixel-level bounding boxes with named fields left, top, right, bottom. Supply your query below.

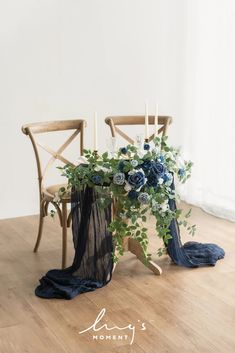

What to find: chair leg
left=34, top=205, right=45, bottom=252
left=61, top=202, right=67, bottom=269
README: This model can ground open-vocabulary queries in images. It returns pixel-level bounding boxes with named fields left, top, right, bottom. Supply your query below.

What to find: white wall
left=0, top=0, right=187, bottom=219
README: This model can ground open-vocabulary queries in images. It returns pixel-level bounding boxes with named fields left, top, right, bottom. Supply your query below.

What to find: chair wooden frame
left=106, top=115, right=173, bottom=275
left=105, top=115, right=172, bottom=144
left=22, top=119, right=86, bottom=268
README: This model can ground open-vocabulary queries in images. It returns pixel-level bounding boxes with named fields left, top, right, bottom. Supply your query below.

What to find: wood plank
left=0, top=203, right=234, bottom=353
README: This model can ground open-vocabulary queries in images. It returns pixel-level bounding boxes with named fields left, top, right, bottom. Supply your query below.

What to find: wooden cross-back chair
left=22, top=119, right=86, bottom=268
left=105, top=115, right=172, bottom=144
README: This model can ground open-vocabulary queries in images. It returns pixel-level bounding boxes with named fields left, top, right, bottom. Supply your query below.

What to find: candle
left=94, top=112, right=98, bottom=151
left=154, top=103, right=159, bottom=136
left=145, top=101, right=149, bottom=140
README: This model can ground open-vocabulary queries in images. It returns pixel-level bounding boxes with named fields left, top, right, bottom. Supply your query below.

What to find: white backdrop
left=0, top=0, right=234, bottom=221
left=179, top=0, right=235, bottom=221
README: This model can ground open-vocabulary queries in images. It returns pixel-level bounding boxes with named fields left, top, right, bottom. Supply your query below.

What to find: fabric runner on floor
left=35, top=185, right=225, bottom=300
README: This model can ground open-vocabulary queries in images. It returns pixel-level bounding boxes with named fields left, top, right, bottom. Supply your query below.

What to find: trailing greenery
left=56, top=136, right=195, bottom=262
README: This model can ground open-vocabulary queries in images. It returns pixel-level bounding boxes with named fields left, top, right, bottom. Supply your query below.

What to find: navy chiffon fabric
left=167, top=198, right=225, bottom=267
left=35, top=187, right=113, bottom=299
left=35, top=185, right=225, bottom=300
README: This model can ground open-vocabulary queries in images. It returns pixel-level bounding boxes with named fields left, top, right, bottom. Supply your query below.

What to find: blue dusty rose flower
left=113, top=172, right=125, bottom=185
left=144, top=143, right=150, bottom=151
left=163, top=173, right=170, bottom=182
left=128, top=190, right=138, bottom=199
left=120, top=147, right=128, bottom=154
left=147, top=172, right=158, bottom=189
left=131, top=159, right=138, bottom=167
left=91, top=175, right=102, bottom=184
left=163, top=172, right=173, bottom=184
left=118, top=160, right=125, bottom=172
left=128, top=171, right=146, bottom=190
left=151, top=162, right=165, bottom=177
left=157, top=154, right=165, bottom=163
left=138, top=192, right=150, bottom=204
left=141, top=160, right=152, bottom=172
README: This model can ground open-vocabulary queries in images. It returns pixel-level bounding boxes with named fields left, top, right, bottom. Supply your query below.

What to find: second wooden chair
left=22, top=119, right=86, bottom=268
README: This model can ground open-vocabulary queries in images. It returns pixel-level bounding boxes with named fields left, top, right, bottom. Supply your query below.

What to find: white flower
left=165, top=151, right=174, bottom=160
left=137, top=150, right=145, bottom=159
left=158, top=178, right=164, bottom=185
left=176, top=156, right=185, bottom=169
left=77, top=156, right=89, bottom=165
left=124, top=181, right=132, bottom=192
left=160, top=200, right=169, bottom=213
left=152, top=147, right=160, bottom=154
left=131, top=160, right=138, bottom=167
left=94, top=165, right=112, bottom=173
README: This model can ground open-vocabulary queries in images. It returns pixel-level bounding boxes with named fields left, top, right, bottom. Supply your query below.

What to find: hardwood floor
left=0, top=203, right=234, bottom=353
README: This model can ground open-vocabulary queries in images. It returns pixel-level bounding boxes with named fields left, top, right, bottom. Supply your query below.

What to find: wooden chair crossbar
left=36, top=128, right=79, bottom=179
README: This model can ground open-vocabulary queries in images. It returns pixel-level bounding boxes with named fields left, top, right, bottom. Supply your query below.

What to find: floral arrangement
left=58, top=136, right=195, bottom=262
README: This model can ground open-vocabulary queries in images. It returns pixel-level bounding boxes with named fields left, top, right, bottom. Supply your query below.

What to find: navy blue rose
left=128, top=190, right=138, bottom=199
left=141, top=160, right=152, bottom=172
left=144, top=143, right=150, bottom=151
left=147, top=172, right=158, bottom=189
left=120, top=147, right=128, bottom=154
left=91, top=175, right=102, bottom=184
left=128, top=171, right=146, bottom=189
left=151, top=162, right=165, bottom=178
left=118, top=160, right=125, bottom=172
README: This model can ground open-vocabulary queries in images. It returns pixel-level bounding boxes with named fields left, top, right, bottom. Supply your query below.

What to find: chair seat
left=43, top=184, right=71, bottom=202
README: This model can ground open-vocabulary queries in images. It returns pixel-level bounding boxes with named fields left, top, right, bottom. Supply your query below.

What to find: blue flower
left=151, top=162, right=165, bottom=177
left=138, top=192, right=150, bottom=204
left=163, top=172, right=173, bottom=186
left=141, top=160, right=152, bottom=172
left=128, top=171, right=146, bottom=190
left=163, top=173, right=170, bottom=182
left=128, top=190, right=138, bottom=199
left=144, top=143, right=150, bottom=151
left=120, top=147, right=128, bottom=154
left=113, top=173, right=125, bottom=185
left=118, top=160, right=125, bottom=172
left=178, top=168, right=185, bottom=177
left=157, top=154, right=165, bottom=163
left=147, top=172, right=158, bottom=189
left=91, top=175, right=102, bottom=184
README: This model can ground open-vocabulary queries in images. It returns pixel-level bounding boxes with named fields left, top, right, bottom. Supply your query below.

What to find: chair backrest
left=105, top=115, right=172, bottom=144
left=22, top=119, right=86, bottom=192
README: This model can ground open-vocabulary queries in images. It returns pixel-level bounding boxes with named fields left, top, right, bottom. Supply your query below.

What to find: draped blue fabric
left=35, top=186, right=113, bottom=299
left=167, top=198, right=225, bottom=267
left=35, top=184, right=225, bottom=300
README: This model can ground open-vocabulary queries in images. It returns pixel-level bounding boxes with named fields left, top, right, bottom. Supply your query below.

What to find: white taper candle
left=145, top=101, right=149, bottom=139
left=94, top=112, right=98, bottom=151
left=154, top=103, right=159, bottom=136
